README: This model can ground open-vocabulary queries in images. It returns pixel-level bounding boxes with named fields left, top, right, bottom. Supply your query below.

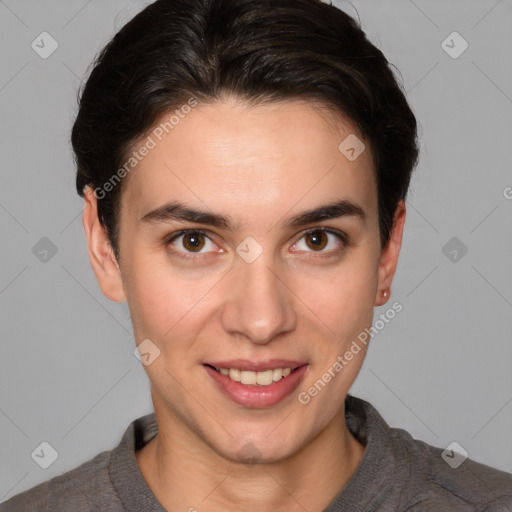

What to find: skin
left=82, top=97, right=406, bottom=512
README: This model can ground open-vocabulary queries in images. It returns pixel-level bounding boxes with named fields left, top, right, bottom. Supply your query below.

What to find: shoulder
left=347, top=397, right=512, bottom=511
left=0, top=449, right=121, bottom=512
left=390, top=427, right=512, bottom=510
left=0, top=413, right=158, bottom=512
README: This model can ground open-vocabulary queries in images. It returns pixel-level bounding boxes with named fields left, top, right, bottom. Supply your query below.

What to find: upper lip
left=204, top=359, right=308, bottom=372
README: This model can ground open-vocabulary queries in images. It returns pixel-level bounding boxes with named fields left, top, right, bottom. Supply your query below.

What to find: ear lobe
left=82, top=187, right=126, bottom=303
left=374, top=201, right=406, bottom=307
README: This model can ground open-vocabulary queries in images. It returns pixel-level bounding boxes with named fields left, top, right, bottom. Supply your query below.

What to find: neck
left=136, top=399, right=365, bottom=512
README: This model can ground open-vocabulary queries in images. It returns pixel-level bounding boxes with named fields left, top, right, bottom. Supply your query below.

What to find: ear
left=374, top=200, right=406, bottom=307
left=82, top=187, right=126, bottom=303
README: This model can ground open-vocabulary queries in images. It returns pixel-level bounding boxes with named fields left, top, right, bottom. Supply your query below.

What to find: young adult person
left=2, top=0, right=511, bottom=510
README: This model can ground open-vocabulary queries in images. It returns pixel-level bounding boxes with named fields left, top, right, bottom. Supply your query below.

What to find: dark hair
left=72, top=0, right=419, bottom=260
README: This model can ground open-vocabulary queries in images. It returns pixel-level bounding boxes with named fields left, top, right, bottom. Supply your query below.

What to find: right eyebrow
left=140, top=201, right=238, bottom=231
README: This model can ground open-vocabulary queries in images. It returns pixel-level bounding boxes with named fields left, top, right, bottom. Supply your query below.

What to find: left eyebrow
left=139, top=199, right=366, bottom=230
left=285, top=199, right=366, bottom=229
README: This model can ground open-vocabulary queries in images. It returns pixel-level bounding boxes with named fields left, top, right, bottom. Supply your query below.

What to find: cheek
left=119, top=251, right=177, bottom=337
left=295, top=255, right=378, bottom=339
left=121, top=250, right=218, bottom=351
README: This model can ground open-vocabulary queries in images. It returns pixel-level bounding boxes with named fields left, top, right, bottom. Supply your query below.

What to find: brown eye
left=292, top=228, right=346, bottom=255
left=305, top=230, right=328, bottom=251
left=167, top=230, right=219, bottom=258
left=182, top=232, right=206, bottom=252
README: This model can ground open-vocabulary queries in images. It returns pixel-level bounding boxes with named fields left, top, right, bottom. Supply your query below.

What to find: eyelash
left=165, top=228, right=348, bottom=261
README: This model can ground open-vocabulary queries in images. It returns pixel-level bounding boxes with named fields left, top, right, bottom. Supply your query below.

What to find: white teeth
left=217, top=367, right=295, bottom=386
left=272, top=368, right=283, bottom=382
left=240, top=371, right=257, bottom=385
left=229, top=368, right=241, bottom=382
left=256, top=370, right=273, bottom=386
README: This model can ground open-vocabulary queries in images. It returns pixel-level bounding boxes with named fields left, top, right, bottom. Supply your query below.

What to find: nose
left=220, top=254, right=297, bottom=345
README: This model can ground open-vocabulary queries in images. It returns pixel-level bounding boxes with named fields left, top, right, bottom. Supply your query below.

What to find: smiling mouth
left=204, top=364, right=306, bottom=386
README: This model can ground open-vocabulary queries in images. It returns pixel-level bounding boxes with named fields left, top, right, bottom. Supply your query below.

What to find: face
left=85, top=97, right=403, bottom=465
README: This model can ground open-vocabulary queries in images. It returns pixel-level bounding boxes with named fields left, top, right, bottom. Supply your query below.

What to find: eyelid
left=300, top=227, right=348, bottom=243
left=166, top=228, right=211, bottom=243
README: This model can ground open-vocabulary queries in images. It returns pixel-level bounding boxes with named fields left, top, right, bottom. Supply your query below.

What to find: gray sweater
left=1, top=396, right=511, bottom=511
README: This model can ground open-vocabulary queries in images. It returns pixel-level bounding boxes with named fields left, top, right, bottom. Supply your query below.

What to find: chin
left=209, top=427, right=302, bottom=466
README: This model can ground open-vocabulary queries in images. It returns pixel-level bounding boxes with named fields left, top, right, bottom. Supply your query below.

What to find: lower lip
left=203, top=364, right=309, bottom=408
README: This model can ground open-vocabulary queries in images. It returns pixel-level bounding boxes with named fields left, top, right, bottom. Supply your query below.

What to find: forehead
left=120, top=98, right=377, bottom=226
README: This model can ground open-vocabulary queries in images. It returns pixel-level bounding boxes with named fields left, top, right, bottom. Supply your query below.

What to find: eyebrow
left=140, top=199, right=366, bottom=230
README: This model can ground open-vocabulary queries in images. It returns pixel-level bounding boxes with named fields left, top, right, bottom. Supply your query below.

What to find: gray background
left=1, top=0, right=511, bottom=501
